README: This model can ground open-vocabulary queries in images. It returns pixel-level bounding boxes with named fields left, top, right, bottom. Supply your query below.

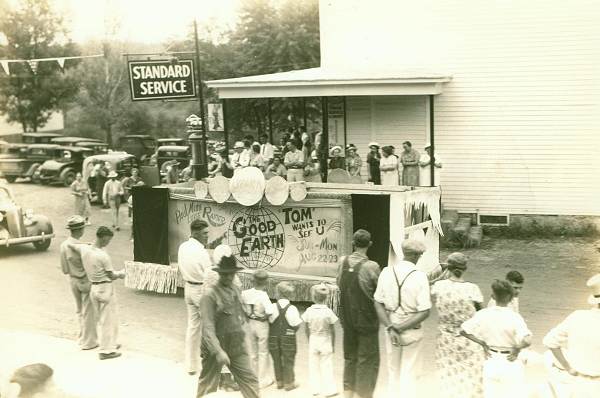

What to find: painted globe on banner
left=227, top=206, right=286, bottom=270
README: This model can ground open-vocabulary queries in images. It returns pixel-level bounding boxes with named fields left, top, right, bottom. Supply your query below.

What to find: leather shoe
left=81, top=344, right=99, bottom=351
left=284, top=383, right=299, bottom=391
left=99, top=352, right=122, bottom=360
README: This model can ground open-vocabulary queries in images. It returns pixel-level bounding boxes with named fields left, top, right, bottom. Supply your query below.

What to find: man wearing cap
left=337, top=229, right=381, bottom=398
left=196, top=245, right=259, bottom=398
left=70, top=226, right=125, bottom=360
left=102, top=171, right=124, bottom=231
left=374, top=239, right=432, bottom=398
left=418, top=143, right=442, bottom=186
left=178, top=219, right=213, bottom=375
left=241, top=270, right=275, bottom=389
left=231, top=141, right=250, bottom=173
left=60, top=215, right=98, bottom=350
left=283, top=140, right=305, bottom=182
left=543, top=274, right=600, bottom=397
left=366, top=143, right=381, bottom=185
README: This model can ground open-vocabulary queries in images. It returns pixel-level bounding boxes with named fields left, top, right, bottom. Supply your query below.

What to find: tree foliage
left=0, top=0, right=80, bottom=131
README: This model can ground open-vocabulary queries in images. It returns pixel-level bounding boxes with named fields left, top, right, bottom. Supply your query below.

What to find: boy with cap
left=461, top=280, right=532, bottom=398
left=302, top=284, right=339, bottom=397
left=60, top=215, right=97, bottom=350
left=542, top=274, right=600, bottom=397
left=269, top=282, right=302, bottom=391
left=241, top=270, right=275, bottom=389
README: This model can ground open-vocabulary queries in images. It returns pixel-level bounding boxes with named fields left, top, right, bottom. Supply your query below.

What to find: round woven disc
left=194, top=181, right=208, bottom=199
left=208, top=175, right=231, bottom=203
left=328, top=168, right=351, bottom=184
left=264, top=176, right=289, bottom=205
left=289, top=182, right=308, bottom=201
left=229, top=167, right=266, bottom=206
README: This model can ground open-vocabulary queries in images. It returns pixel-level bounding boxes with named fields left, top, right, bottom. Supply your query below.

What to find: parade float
left=124, top=167, right=442, bottom=307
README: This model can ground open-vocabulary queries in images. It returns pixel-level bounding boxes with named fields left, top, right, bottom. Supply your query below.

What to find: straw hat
left=229, top=167, right=266, bottom=206
left=586, top=274, right=600, bottom=305
left=208, top=175, right=231, bottom=203
left=265, top=176, right=289, bottom=205
left=108, top=171, right=118, bottom=178
left=194, top=181, right=208, bottom=199
left=329, top=146, right=342, bottom=156
left=289, top=182, right=307, bottom=201
left=234, top=141, right=245, bottom=149
left=66, top=215, right=86, bottom=230
left=368, top=142, right=379, bottom=149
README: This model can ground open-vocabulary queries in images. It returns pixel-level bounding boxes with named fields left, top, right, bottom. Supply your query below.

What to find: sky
left=52, top=0, right=243, bottom=44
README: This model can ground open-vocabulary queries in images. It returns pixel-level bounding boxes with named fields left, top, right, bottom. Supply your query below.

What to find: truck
left=124, top=172, right=442, bottom=305
left=117, top=135, right=157, bottom=164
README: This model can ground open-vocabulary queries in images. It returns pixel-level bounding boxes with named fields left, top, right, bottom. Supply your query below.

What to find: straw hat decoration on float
left=193, top=167, right=307, bottom=206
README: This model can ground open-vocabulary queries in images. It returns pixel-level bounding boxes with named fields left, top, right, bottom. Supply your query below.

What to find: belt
left=70, top=275, right=87, bottom=280
left=489, top=348, right=512, bottom=354
left=287, top=166, right=303, bottom=169
left=185, top=280, right=203, bottom=285
left=91, top=281, right=111, bottom=285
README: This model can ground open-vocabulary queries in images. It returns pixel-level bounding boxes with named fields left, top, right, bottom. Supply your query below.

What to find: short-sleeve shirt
left=178, top=238, right=212, bottom=284
left=241, top=288, right=274, bottom=318
left=60, top=237, right=86, bottom=278
left=79, top=245, right=114, bottom=283
left=284, top=149, right=304, bottom=167
left=302, top=304, right=338, bottom=337
left=488, top=296, right=520, bottom=313
left=461, top=306, right=531, bottom=350
left=269, top=299, right=302, bottom=327
left=374, top=260, right=432, bottom=315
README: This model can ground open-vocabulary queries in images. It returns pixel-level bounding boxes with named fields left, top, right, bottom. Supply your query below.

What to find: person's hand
left=567, top=367, right=579, bottom=377
left=507, top=348, right=520, bottom=362
left=216, top=350, right=230, bottom=367
left=482, top=343, right=491, bottom=359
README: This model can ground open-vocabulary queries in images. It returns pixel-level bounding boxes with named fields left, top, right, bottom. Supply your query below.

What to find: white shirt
left=269, top=299, right=302, bottom=327
left=102, top=179, right=123, bottom=203
left=260, top=143, right=274, bottom=162
left=177, top=238, right=212, bottom=284
left=461, top=306, right=531, bottom=350
left=543, top=308, right=600, bottom=376
left=488, top=296, right=520, bottom=313
left=231, top=150, right=250, bottom=169
left=374, top=260, right=432, bottom=314
left=301, top=304, right=338, bottom=337
left=241, top=288, right=274, bottom=318
left=419, top=153, right=442, bottom=186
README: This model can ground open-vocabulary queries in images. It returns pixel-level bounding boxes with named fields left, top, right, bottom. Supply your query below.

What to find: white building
left=207, top=0, right=600, bottom=218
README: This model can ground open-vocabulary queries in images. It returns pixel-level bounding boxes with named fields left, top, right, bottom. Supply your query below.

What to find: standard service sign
left=128, top=59, right=196, bottom=101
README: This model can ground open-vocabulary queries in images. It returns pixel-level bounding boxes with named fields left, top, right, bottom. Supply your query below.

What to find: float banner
left=128, top=59, right=196, bottom=101
left=168, top=199, right=352, bottom=278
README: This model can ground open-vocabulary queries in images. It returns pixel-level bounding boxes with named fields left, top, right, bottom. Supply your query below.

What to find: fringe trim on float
left=124, top=261, right=181, bottom=294
left=403, top=188, right=443, bottom=235
left=237, top=272, right=340, bottom=313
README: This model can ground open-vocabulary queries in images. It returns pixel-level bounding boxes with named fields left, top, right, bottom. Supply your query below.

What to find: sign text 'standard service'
left=128, top=59, right=196, bottom=101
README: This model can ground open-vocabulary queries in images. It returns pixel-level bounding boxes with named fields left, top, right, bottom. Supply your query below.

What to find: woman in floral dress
left=431, top=252, right=485, bottom=398
left=70, top=172, right=91, bottom=225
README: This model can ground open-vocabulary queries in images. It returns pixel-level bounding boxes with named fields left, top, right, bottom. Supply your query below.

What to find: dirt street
left=1, top=180, right=599, bottom=395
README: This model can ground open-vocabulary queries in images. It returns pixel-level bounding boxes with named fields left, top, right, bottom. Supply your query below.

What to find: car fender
left=26, top=214, right=54, bottom=237
left=25, top=162, right=42, bottom=177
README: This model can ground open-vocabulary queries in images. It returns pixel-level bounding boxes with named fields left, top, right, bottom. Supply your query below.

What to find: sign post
left=190, top=19, right=208, bottom=179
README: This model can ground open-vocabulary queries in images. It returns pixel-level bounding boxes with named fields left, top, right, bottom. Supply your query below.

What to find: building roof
left=206, top=67, right=452, bottom=99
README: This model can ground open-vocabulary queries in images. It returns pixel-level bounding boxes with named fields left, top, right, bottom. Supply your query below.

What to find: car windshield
left=143, top=139, right=156, bottom=149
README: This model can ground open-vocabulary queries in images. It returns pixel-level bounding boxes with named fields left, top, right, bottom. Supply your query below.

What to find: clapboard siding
left=320, top=0, right=600, bottom=216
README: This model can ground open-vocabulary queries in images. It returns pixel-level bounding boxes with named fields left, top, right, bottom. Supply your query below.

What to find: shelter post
left=190, top=19, right=208, bottom=179
left=223, top=99, right=230, bottom=152
left=267, top=98, right=274, bottom=144
left=302, top=97, right=308, bottom=129
left=321, top=96, right=329, bottom=182
left=429, top=95, right=435, bottom=187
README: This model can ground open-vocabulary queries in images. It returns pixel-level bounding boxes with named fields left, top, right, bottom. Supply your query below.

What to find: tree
left=0, top=0, right=80, bottom=131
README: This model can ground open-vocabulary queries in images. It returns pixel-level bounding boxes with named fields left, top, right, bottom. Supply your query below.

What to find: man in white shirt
left=543, top=273, right=600, bottom=398
left=488, top=270, right=524, bottom=313
left=283, top=140, right=305, bottom=182
left=231, top=141, right=250, bottom=173
left=102, top=171, right=124, bottom=231
left=241, top=270, right=275, bottom=389
left=418, top=143, right=442, bottom=186
left=259, top=134, right=274, bottom=164
left=461, top=280, right=532, bottom=398
left=178, top=219, right=213, bottom=375
left=374, top=239, right=432, bottom=398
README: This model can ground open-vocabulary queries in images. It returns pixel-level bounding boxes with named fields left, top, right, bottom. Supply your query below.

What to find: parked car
left=50, top=136, right=102, bottom=146
left=22, top=132, right=63, bottom=144
left=117, top=135, right=157, bottom=164
left=0, top=144, right=62, bottom=183
left=157, top=138, right=187, bottom=147
left=82, top=152, right=138, bottom=203
left=75, top=141, right=109, bottom=154
left=38, top=147, right=94, bottom=186
left=0, top=184, right=54, bottom=251
left=157, top=145, right=191, bottom=178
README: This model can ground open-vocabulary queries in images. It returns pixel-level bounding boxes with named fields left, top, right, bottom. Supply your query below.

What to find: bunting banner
left=0, top=54, right=103, bottom=76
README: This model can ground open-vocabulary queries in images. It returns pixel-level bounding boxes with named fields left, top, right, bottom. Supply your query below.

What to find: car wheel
left=33, top=239, right=52, bottom=251
left=61, top=169, right=76, bottom=187
left=5, top=176, right=16, bottom=183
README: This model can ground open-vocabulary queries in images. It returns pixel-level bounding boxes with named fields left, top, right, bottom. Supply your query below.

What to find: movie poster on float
left=167, top=198, right=353, bottom=278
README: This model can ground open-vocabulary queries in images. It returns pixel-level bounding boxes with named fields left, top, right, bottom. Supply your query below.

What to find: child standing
left=269, top=282, right=302, bottom=391
left=241, top=270, right=275, bottom=389
left=302, top=285, right=339, bottom=397
left=488, top=270, right=524, bottom=313
left=461, top=280, right=532, bottom=398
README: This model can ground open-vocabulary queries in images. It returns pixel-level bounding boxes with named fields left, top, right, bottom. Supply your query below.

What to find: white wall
left=321, top=0, right=600, bottom=215
left=0, top=113, right=64, bottom=138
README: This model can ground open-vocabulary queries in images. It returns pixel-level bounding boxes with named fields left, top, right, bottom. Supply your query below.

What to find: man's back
left=60, top=237, right=86, bottom=278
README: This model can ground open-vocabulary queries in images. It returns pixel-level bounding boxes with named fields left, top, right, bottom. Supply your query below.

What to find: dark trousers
left=268, top=335, right=296, bottom=388
left=343, top=327, right=379, bottom=398
left=196, top=335, right=259, bottom=398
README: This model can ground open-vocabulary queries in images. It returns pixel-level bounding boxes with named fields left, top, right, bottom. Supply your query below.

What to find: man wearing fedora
left=196, top=245, right=259, bottom=398
left=102, top=170, right=124, bottom=231
left=543, top=273, right=600, bottom=397
left=60, top=215, right=98, bottom=350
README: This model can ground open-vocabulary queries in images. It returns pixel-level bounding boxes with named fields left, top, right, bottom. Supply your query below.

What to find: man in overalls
left=337, top=229, right=382, bottom=398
